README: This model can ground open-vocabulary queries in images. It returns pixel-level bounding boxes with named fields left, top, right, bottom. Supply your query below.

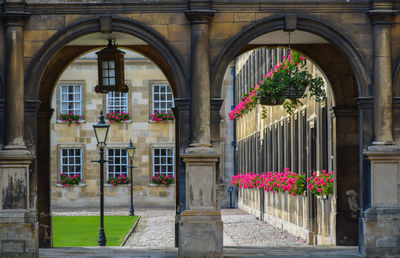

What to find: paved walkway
left=45, top=208, right=361, bottom=257
left=40, top=246, right=361, bottom=257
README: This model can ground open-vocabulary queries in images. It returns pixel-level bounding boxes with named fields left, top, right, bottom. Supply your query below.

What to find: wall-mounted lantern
left=95, top=39, right=128, bottom=93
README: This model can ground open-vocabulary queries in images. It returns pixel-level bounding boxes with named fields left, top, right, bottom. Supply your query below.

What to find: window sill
left=106, top=120, right=132, bottom=124
left=147, top=120, right=175, bottom=123
left=149, top=183, right=175, bottom=187
left=56, top=183, right=86, bottom=188
left=56, top=119, right=86, bottom=124
left=104, top=183, right=131, bottom=187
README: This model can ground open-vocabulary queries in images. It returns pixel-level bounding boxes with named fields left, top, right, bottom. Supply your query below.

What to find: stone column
left=179, top=3, right=223, bottom=257
left=0, top=4, right=37, bottom=257
left=3, top=14, right=28, bottom=150
left=369, top=1, right=395, bottom=146
left=362, top=1, right=400, bottom=256
left=186, top=8, right=215, bottom=148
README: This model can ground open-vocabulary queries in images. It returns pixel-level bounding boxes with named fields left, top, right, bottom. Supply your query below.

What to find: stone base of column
left=179, top=210, right=223, bottom=258
left=362, top=149, right=400, bottom=256
left=361, top=207, right=400, bottom=256
left=180, top=147, right=222, bottom=257
left=0, top=150, right=37, bottom=257
left=0, top=211, right=39, bottom=258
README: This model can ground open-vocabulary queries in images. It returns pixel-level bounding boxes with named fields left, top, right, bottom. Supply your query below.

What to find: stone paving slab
left=39, top=246, right=361, bottom=257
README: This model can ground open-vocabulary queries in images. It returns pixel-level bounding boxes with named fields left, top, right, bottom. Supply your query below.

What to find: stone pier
left=362, top=1, right=400, bottom=256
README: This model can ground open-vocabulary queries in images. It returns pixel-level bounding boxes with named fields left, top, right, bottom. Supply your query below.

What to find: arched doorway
left=211, top=15, right=371, bottom=247
left=24, top=17, right=188, bottom=248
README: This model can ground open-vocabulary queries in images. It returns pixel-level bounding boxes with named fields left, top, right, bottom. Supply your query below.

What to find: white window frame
left=106, top=91, right=128, bottom=114
left=60, top=148, right=83, bottom=178
left=106, top=148, right=129, bottom=179
left=60, top=83, right=82, bottom=116
left=152, top=84, right=174, bottom=114
left=152, top=147, right=175, bottom=177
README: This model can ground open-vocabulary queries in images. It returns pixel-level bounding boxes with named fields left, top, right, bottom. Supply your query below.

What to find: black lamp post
left=126, top=140, right=136, bottom=216
left=92, top=110, right=110, bottom=246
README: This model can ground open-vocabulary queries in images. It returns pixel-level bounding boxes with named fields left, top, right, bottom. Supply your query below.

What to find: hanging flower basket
left=228, top=51, right=326, bottom=120
left=258, top=84, right=304, bottom=105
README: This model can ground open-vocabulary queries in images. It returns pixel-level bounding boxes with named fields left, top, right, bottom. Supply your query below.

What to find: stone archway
left=210, top=15, right=372, bottom=247
left=24, top=16, right=188, bottom=248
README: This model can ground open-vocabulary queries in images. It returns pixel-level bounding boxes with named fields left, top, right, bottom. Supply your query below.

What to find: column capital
left=210, top=98, right=224, bottom=111
left=1, top=1, right=30, bottom=26
left=368, top=0, right=397, bottom=25
left=185, top=9, right=216, bottom=24
left=355, top=96, right=374, bottom=110
left=174, top=97, right=191, bottom=110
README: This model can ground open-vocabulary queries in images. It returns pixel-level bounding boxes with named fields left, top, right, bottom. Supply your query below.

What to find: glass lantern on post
left=95, top=39, right=128, bottom=93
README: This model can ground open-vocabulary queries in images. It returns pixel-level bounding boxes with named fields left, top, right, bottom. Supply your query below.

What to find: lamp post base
left=129, top=205, right=135, bottom=216
left=98, top=228, right=107, bottom=246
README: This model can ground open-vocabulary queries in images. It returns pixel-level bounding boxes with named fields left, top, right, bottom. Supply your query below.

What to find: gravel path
left=125, top=209, right=175, bottom=247
left=222, top=209, right=307, bottom=247
left=53, top=208, right=307, bottom=247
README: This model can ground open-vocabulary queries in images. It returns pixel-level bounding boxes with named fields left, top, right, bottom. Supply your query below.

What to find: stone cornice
left=185, top=9, right=215, bottom=24
left=0, top=1, right=375, bottom=15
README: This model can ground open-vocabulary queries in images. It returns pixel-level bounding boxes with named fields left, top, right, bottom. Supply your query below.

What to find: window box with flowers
left=228, top=51, right=326, bottom=120
left=59, top=113, right=83, bottom=126
left=151, top=111, right=175, bottom=122
left=106, top=174, right=131, bottom=186
left=58, top=173, right=82, bottom=188
left=106, top=111, right=130, bottom=123
left=151, top=173, right=175, bottom=188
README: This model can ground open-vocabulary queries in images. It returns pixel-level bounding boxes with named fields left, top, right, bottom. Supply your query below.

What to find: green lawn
left=53, top=216, right=139, bottom=247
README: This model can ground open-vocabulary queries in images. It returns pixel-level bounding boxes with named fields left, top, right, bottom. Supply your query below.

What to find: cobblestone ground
left=53, top=208, right=307, bottom=247
left=221, top=209, right=307, bottom=246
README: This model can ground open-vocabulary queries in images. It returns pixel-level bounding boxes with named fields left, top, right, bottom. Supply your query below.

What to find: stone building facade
left=0, top=0, right=400, bottom=257
left=49, top=50, right=234, bottom=209
left=233, top=47, right=342, bottom=245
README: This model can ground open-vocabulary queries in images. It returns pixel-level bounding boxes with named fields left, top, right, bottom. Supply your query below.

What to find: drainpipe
left=230, top=65, right=237, bottom=207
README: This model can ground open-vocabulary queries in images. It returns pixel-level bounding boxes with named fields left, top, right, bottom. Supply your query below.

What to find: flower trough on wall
left=59, top=173, right=81, bottom=188
left=231, top=168, right=334, bottom=197
left=60, top=113, right=82, bottom=126
left=151, top=111, right=175, bottom=122
left=107, top=174, right=130, bottom=186
left=106, top=111, right=130, bottom=123
left=151, top=173, right=175, bottom=188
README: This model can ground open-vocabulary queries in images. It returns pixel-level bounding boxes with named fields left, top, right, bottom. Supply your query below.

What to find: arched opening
left=212, top=16, right=370, bottom=247
left=25, top=17, right=188, bottom=248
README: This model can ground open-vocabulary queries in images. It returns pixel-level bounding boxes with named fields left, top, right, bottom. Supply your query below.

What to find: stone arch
left=211, top=15, right=369, bottom=246
left=211, top=14, right=371, bottom=100
left=25, top=16, right=188, bottom=247
left=25, top=15, right=189, bottom=104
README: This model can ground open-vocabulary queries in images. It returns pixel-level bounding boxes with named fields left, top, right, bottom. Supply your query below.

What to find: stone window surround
left=149, top=142, right=175, bottom=186
left=101, top=80, right=132, bottom=123
left=56, top=143, right=86, bottom=187
left=148, top=80, right=174, bottom=120
left=56, top=80, right=86, bottom=123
